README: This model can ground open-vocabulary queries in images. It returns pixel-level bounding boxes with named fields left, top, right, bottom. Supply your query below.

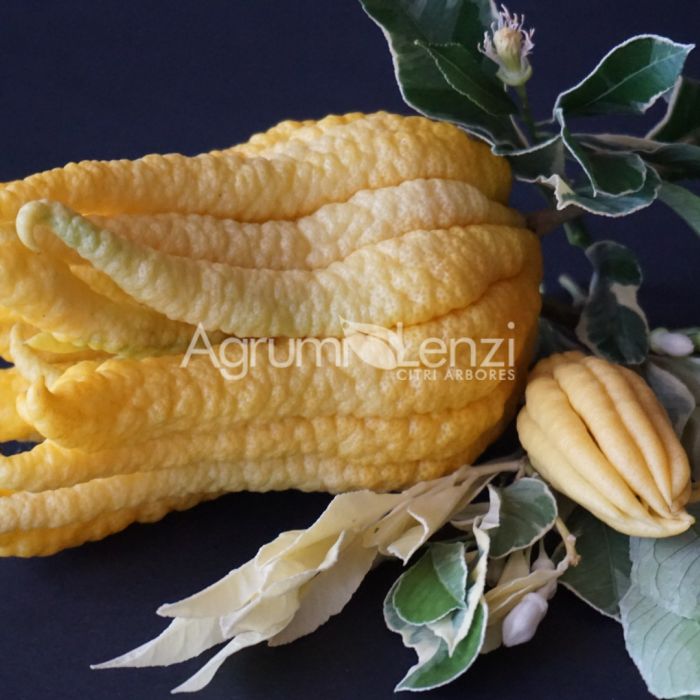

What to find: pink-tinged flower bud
left=650, top=328, right=695, bottom=357
left=502, top=592, right=548, bottom=647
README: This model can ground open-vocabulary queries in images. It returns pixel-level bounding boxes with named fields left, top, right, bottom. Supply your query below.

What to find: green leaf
left=488, top=478, right=558, bottom=558
left=359, top=0, right=520, bottom=146
left=419, top=42, right=517, bottom=116
left=557, top=507, right=631, bottom=619
left=649, top=76, right=700, bottom=144
left=384, top=535, right=489, bottom=693
left=555, top=35, right=693, bottom=117
left=563, top=218, right=593, bottom=247
left=561, top=127, right=647, bottom=196
left=621, top=584, right=700, bottom=699
left=579, top=134, right=700, bottom=181
left=393, top=542, right=467, bottom=625
left=576, top=241, right=649, bottom=364
left=495, top=135, right=566, bottom=182
left=396, top=603, right=487, bottom=691
left=658, top=182, right=700, bottom=238
left=538, top=166, right=661, bottom=217
left=630, top=504, right=700, bottom=620
left=643, top=359, right=696, bottom=436
left=430, top=525, right=489, bottom=654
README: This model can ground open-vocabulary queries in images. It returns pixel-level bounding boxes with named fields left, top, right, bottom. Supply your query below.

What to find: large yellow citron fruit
left=0, top=112, right=542, bottom=555
left=517, top=351, right=693, bottom=537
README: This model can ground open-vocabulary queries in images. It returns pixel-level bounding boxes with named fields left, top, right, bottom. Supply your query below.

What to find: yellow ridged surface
left=19, top=270, right=539, bottom=451
left=518, top=351, right=693, bottom=537
left=0, top=231, right=198, bottom=354
left=2, top=376, right=518, bottom=492
left=20, top=201, right=537, bottom=337
left=0, top=368, right=36, bottom=442
left=0, top=112, right=541, bottom=555
left=0, top=112, right=509, bottom=221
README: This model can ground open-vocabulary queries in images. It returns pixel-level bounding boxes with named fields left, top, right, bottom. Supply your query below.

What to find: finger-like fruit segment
left=0, top=112, right=541, bottom=555
left=518, top=351, right=693, bottom=537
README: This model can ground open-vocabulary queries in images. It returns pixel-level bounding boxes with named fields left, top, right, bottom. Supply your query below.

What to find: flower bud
left=502, top=592, right=548, bottom=647
left=517, top=351, right=694, bottom=538
left=480, top=5, right=534, bottom=87
left=531, top=549, right=557, bottom=600
left=650, top=328, right=695, bottom=357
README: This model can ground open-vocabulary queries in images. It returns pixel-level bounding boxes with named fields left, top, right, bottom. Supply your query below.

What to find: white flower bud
left=502, top=592, right=548, bottom=647
left=650, top=328, right=695, bottom=357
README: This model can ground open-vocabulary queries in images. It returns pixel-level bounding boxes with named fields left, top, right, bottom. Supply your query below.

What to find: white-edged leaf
left=396, top=603, right=487, bottom=692
left=559, top=118, right=648, bottom=197
left=555, top=35, right=693, bottom=117
left=576, top=241, right=649, bottom=364
left=359, top=0, right=519, bottom=146
left=537, top=167, right=661, bottom=217
left=393, top=542, right=467, bottom=625
left=579, top=133, right=700, bottom=181
left=649, top=76, right=700, bottom=144
left=431, top=526, right=490, bottom=654
left=487, top=478, right=557, bottom=558
left=495, top=135, right=566, bottom=182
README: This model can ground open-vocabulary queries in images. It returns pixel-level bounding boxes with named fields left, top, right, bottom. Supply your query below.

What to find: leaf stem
left=526, top=204, right=586, bottom=237
left=554, top=516, right=580, bottom=566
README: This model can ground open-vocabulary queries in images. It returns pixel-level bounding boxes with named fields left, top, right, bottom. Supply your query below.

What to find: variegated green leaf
left=561, top=126, right=647, bottom=196
left=487, top=478, right=558, bottom=558
left=556, top=35, right=693, bottom=117
left=649, top=76, right=700, bottom=144
left=576, top=241, right=649, bottom=364
left=495, top=135, right=565, bottom=182
left=392, top=542, right=467, bottom=625
left=579, top=134, right=700, bottom=181
left=396, top=603, right=487, bottom=691
left=538, top=167, right=661, bottom=217
left=359, top=0, right=519, bottom=146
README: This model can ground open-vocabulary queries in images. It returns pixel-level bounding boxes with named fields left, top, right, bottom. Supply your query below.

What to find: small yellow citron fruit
left=517, top=351, right=694, bottom=537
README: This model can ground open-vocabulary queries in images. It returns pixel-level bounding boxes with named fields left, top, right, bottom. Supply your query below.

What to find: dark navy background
left=0, top=2, right=698, bottom=699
